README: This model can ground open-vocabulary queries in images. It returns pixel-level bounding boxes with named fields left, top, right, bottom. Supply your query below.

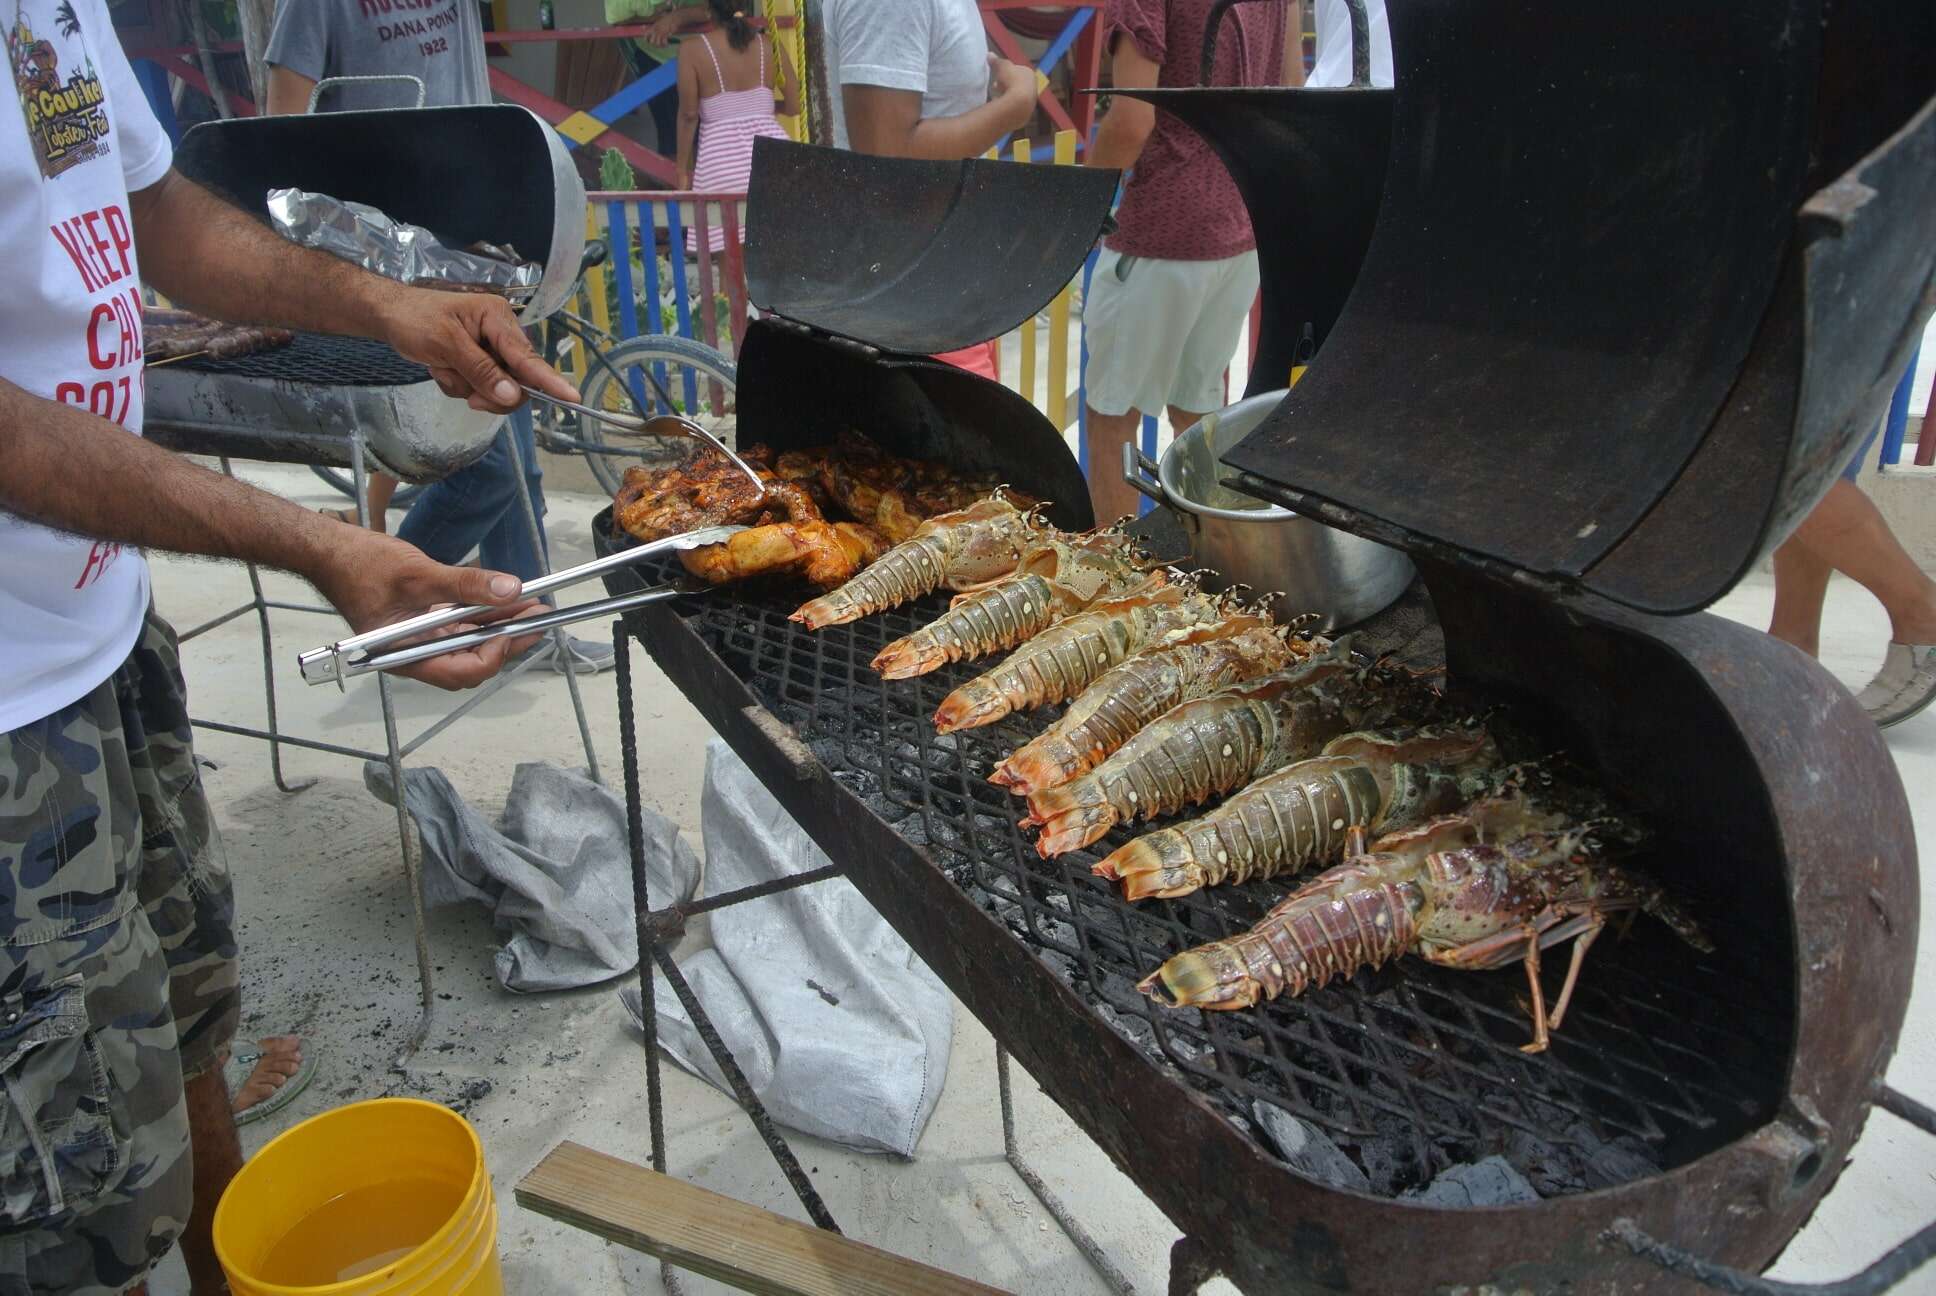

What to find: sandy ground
left=141, top=463, right=1934, bottom=1295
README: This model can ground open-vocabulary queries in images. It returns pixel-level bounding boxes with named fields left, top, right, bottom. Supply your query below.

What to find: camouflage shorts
left=0, top=611, right=240, bottom=1294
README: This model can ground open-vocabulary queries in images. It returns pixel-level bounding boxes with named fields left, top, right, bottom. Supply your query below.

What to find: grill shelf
left=171, top=331, right=428, bottom=385
left=626, top=553, right=1785, bottom=1197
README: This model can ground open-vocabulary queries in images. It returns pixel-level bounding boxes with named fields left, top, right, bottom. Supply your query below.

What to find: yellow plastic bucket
left=213, top=1098, right=503, bottom=1296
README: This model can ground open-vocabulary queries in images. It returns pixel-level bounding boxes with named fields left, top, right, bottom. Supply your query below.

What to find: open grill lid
left=735, top=137, right=1119, bottom=532
left=1212, top=1, right=1936, bottom=614
left=743, top=137, right=1118, bottom=357
left=172, top=105, right=586, bottom=324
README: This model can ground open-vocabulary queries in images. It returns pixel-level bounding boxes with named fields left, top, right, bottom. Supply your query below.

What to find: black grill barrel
left=1217, top=2, right=1929, bottom=615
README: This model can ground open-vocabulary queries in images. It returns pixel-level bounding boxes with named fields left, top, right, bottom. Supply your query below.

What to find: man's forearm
left=130, top=170, right=407, bottom=344
left=0, top=378, right=337, bottom=579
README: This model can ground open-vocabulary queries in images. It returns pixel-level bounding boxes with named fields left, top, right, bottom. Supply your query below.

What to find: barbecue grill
left=579, top=7, right=1934, bottom=1291
left=145, top=104, right=584, bottom=480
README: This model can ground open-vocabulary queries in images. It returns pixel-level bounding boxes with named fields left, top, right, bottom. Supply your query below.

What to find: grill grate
left=647, top=562, right=1786, bottom=1198
left=173, top=332, right=428, bottom=386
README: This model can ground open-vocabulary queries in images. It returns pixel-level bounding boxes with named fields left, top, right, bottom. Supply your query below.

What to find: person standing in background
left=1080, top=0, right=1294, bottom=521
left=1768, top=424, right=1936, bottom=728
left=676, top=0, right=798, bottom=209
left=821, top=0, right=1039, bottom=380
left=607, top=0, right=710, bottom=157
left=264, top=0, right=614, bottom=673
left=1305, top=0, right=1391, bottom=88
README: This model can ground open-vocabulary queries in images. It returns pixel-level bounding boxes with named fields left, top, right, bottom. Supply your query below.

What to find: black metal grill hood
left=731, top=138, right=1119, bottom=533
left=172, top=105, right=586, bottom=324
left=1210, top=0, right=1936, bottom=615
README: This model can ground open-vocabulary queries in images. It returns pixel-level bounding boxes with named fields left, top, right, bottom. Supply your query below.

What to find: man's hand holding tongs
left=309, top=530, right=546, bottom=689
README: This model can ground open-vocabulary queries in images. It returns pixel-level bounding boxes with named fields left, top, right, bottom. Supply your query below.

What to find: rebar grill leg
left=218, top=456, right=315, bottom=796
left=615, top=625, right=683, bottom=1296
left=352, top=433, right=438, bottom=1061
left=995, top=1043, right=1139, bottom=1296
left=616, top=621, right=842, bottom=1293
left=503, top=423, right=601, bottom=785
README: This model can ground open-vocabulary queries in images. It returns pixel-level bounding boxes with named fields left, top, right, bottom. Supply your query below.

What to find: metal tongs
left=296, top=525, right=745, bottom=686
left=519, top=385, right=764, bottom=491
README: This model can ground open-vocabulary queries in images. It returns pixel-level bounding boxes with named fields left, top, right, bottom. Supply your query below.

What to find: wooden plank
left=517, top=1142, right=1010, bottom=1296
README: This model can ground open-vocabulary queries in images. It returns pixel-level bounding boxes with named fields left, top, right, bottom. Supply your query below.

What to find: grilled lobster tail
left=1140, top=868, right=1423, bottom=1009
left=933, top=582, right=1227, bottom=733
left=989, top=619, right=1296, bottom=794
left=871, top=530, right=1155, bottom=678
left=791, top=495, right=1047, bottom=630
left=1097, top=725, right=1499, bottom=898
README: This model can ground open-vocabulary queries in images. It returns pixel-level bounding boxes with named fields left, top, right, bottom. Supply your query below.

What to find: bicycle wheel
left=576, top=334, right=739, bottom=496
left=307, top=463, right=425, bottom=508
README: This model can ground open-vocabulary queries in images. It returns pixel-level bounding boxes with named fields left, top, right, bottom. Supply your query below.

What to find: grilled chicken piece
left=613, top=445, right=778, bottom=543
left=681, top=519, right=888, bottom=588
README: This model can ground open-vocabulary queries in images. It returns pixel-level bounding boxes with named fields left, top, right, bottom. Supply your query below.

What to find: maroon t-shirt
left=1103, top=0, right=1287, bottom=261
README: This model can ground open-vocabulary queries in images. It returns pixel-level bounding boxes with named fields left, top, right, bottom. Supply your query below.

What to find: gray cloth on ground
left=365, top=760, right=699, bottom=993
left=619, top=740, right=953, bottom=1158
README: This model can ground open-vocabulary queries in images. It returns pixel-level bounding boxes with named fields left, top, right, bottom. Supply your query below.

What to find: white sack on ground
left=620, top=740, right=953, bottom=1157
left=366, top=760, right=698, bottom=992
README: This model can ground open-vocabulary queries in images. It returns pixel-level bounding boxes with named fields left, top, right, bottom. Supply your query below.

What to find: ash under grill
left=171, top=331, right=427, bottom=386
left=638, top=558, right=1787, bottom=1199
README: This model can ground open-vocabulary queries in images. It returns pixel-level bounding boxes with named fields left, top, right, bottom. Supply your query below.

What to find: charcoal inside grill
left=635, top=557, right=1791, bottom=1203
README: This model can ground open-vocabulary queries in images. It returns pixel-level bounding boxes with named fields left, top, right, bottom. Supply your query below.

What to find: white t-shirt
left=1307, top=0, right=1394, bottom=89
left=2, top=0, right=172, bottom=732
left=822, top=0, right=991, bottom=150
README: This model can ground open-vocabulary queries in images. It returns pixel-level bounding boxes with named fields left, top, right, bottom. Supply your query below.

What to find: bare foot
left=231, top=1036, right=305, bottom=1116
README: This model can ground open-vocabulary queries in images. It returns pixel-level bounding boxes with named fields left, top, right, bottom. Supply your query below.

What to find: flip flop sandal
left=1854, top=642, right=1936, bottom=729
left=318, top=506, right=361, bottom=526
left=228, top=1041, right=319, bottom=1128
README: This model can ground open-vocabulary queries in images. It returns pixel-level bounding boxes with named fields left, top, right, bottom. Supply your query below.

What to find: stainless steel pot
left=1123, top=389, right=1413, bottom=629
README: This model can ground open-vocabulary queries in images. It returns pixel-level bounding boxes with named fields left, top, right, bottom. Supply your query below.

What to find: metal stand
left=178, top=426, right=600, bottom=1060
left=611, top=623, right=1145, bottom=1296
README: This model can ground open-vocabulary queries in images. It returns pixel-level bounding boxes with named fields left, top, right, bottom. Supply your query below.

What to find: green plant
left=599, top=149, right=638, bottom=192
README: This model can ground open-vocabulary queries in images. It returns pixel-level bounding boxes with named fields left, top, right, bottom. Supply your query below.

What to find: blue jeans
left=397, top=406, right=549, bottom=582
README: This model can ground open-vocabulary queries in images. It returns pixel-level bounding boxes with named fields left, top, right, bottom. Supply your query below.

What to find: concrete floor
left=144, top=462, right=1934, bottom=1295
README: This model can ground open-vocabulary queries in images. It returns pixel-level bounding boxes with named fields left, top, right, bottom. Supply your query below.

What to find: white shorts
left=1082, top=247, right=1261, bottom=418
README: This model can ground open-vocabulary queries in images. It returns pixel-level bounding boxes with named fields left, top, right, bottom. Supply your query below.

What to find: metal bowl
left=1124, top=389, right=1413, bottom=628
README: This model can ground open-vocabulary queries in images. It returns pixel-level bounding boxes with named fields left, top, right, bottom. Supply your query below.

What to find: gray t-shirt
left=266, top=0, right=491, bottom=112
left=822, top=0, right=990, bottom=150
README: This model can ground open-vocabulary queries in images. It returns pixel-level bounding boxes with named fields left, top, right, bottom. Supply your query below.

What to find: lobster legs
left=1422, top=904, right=1613, bottom=1053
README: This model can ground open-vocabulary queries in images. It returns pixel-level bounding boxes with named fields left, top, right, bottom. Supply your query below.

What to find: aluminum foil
left=267, top=187, right=541, bottom=300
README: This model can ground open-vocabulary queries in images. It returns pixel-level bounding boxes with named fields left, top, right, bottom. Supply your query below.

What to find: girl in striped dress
left=675, top=0, right=798, bottom=253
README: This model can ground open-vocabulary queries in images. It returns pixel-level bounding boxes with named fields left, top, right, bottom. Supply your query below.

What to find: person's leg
left=127, top=612, right=247, bottom=1296
left=1167, top=249, right=1261, bottom=431
left=1081, top=249, right=1198, bottom=522
left=1768, top=535, right=1833, bottom=656
left=1083, top=406, right=1149, bottom=523
left=395, top=420, right=527, bottom=574
left=0, top=665, right=193, bottom=1295
left=477, top=405, right=549, bottom=579
left=364, top=472, right=401, bottom=533
left=323, top=472, right=399, bottom=530
left=1785, top=479, right=1936, bottom=646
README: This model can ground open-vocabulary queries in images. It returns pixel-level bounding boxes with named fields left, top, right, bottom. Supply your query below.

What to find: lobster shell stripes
left=990, top=619, right=1300, bottom=795
left=1023, top=642, right=1439, bottom=858
left=1142, top=860, right=1426, bottom=1010
left=933, top=582, right=1233, bottom=733
left=790, top=494, right=1050, bottom=630
left=871, top=529, right=1156, bottom=679
left=1094, top=725, right=1500, bottom=900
